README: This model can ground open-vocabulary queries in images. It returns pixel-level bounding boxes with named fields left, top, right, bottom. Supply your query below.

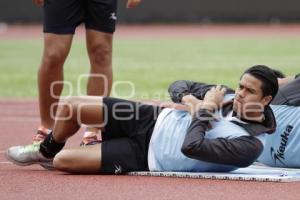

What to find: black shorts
left=100, top=97, right=162, bottom=174
left=43, top=0, right=118, bottom=34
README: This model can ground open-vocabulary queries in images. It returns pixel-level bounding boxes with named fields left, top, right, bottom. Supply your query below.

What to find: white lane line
left=0, top=151, right=10, bottom=164
left=0, top=161, right=11, bottom=164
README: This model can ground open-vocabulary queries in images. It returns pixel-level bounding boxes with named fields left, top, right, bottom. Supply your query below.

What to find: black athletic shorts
left=43, top=0, right=118, bottom=34
left=100, top=97, right=162, bottom=174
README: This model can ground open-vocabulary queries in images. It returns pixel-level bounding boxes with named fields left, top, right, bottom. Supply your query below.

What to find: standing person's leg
left=86, top=30, right=113, bottom=97
left=80, top=0, right=116, bottom=144
left=38, top=34, right=73, bottom=129
left=84, top=0, right=116, bottom=94
left=33, top=0, right=84, bottom=141
left=80, top=30, right=113, bottom=144
left=6, top=0, right=85, bottom=166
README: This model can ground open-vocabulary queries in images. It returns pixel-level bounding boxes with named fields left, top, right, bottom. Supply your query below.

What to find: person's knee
left=53, top=150, right=74, bottom=172
left=62, top=96, right=100, bottom=120
left=89, top=43, right=112, bottom=67
left=41, top=49, right=68, bottom=70
left=59, top=97, right=83, bottom=120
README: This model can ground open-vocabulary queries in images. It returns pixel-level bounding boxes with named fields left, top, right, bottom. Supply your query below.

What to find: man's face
left=233, top=73, right=271, bottom=120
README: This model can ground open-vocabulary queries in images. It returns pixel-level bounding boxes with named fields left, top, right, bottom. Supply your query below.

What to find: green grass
left=0, top=37, right=299, bottom=99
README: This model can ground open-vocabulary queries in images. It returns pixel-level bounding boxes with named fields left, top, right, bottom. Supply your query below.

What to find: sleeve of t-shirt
left=168, top=80, right=234, bottom=103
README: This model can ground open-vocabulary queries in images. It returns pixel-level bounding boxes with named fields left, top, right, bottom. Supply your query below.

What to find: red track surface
left=1, top=100, right=300, bottom=200
left=1, top=25, right=300, bottom=199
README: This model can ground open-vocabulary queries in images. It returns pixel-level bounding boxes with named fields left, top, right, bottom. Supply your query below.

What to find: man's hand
left=127, top=0, right=142, bottom=8
left=202, top=85, right=226, bottom=112
left=33, top=0, right=44, bottom=7
left=182, top=94, right=203, bottom=115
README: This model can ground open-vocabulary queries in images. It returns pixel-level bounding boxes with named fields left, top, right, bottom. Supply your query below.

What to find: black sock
left=39, top=132, right=65, bottom=158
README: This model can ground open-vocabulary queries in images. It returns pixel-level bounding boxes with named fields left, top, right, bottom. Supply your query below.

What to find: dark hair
left=271, top=69, right=286, bottom=78
left=243, top=65, right=279, bottom=99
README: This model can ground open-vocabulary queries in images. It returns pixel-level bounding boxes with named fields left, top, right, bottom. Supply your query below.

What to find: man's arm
left=168, top=80, right=234, bottom=103
left=181, top=85, right=263, bottom=168
left=181, top=109, right=263, bottom=168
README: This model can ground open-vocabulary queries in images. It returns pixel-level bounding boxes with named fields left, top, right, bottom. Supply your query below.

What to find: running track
left=1, top=25, right=300, bottom=200
left=1, top=100, right=300, bottom=200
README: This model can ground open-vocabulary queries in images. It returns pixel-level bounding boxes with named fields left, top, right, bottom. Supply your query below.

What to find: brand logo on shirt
left=270, top=125, right=293, bottom=166
left=114, top=164, right=122, bottom=174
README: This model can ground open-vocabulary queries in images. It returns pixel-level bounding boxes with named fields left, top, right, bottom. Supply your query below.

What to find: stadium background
left=2, top=0, right=300, bottom=23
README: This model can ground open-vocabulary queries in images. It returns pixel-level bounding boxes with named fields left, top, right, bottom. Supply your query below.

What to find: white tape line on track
left=0, top=161, right=11, bottom=164
left=0, top=150, right=10, bottom=164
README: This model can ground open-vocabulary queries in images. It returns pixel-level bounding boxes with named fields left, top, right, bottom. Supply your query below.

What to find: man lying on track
left=6, top=65, right=283, bottom=174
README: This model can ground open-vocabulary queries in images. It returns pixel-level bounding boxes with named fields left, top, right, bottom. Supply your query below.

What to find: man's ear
left=262, top=95, right=273, bottom=106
